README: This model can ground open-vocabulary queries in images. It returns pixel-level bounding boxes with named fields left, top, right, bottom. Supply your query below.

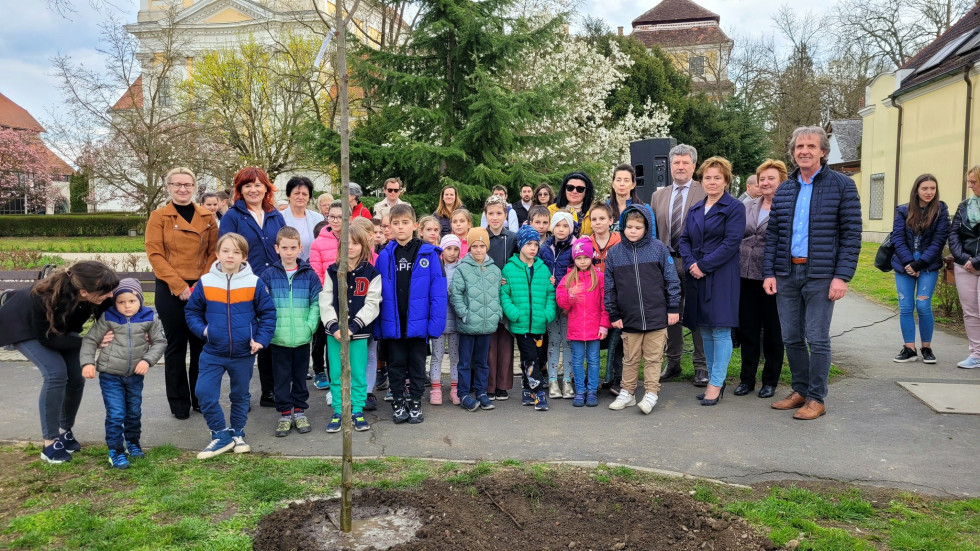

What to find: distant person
left=215, top=190, right=230, bottom=219
left=739, top=174, right=760, bottom=203
left=348, top=183, right=372, bottom=220
left=201, top=193, right=220, bottom=216
left=316, top=192, right=335, bottom=216
left=534, top=183, right=555, bottom=207
left=480, top=185, right=519, bottom=232
left=608, top=164, right=641, bottom=233
left=373, top=177, right=410, bottom=219
left=513, top=184, right=534, bottom=227
left=280, top=176, right=325, bottom=261
left=434, top=185, right=464, bottom=236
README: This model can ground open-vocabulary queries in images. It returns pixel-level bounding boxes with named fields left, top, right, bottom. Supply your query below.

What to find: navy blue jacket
left=219, top=199, right=286, bottom=276
left=679, top=192, right=744, bottom=329
left=891, top=202, right=950, bottom=273
left=375, top=240, right=447, bottom=339
left=539, top=235, right=574, bottom=283
left=762, top=167, right=862, bottom=280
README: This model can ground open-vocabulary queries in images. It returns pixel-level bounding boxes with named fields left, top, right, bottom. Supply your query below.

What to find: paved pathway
left=1, top=293, right=977, bottom=496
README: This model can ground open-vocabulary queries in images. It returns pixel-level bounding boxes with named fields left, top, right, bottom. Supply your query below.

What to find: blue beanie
left=517, top=224, right=540, bottom=250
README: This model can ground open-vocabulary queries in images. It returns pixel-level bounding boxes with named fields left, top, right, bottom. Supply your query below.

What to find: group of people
left=13, top=123, right=972, bottom=469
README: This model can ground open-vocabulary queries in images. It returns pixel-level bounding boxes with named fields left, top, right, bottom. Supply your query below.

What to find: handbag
left=945, top=255, right=956, bottom=284
left=874, top=235, right=894, bottom=272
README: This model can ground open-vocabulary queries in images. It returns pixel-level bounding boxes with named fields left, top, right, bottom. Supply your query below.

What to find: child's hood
left=619, top=204, right=654, bottom=244
left=207, top=259, right=256, bottom=281
left=104, top=305, right=155, bottom=324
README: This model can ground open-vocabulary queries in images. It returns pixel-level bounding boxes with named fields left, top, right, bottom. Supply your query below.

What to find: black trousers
left=516, top=333, right=547, bottom=391
left=738, top=278, right=784, bottom=387
left=385, top=338, right=428, bottom=401
left=310, top=322, right=328, bottom=376
left=271, top=343, right=311, bottom=412
left=257, top=348, right=274, bottom=397
left=155, top=279, right=203, bottom=417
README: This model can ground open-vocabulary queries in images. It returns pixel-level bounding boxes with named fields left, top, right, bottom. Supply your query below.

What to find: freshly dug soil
left=253, top=469, right=776, bottom=551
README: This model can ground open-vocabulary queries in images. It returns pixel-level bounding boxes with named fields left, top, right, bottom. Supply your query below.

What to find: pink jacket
left=556, top=269, right=610, bottom=341
left=309, top=228, right=339, bottom=283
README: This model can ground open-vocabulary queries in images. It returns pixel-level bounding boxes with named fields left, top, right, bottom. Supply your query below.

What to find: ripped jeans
left=895, top=270, right=939, bottom=344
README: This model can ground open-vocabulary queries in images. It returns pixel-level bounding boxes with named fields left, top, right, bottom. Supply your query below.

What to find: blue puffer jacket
left=891, top=202, right=950, bottom=273
left=263, top=259, right=322, bottom=348
left=219, top=199, right=286, bottom=276
left=539, top=235, right=574, bottom=283
left=375, top=240, right=448, bottom=339
left=762, top=167, right=862, bottom=280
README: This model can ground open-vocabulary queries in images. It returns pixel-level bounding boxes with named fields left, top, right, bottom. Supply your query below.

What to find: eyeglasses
left=169, top=183, right=195, bottom=190
left=328, top=215, right=343, bottom=221
left=386, top=188, right=400, bottom=193
left=565, top=185, right=586, bottom=193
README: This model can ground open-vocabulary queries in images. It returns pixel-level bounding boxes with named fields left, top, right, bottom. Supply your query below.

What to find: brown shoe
left=793, top=399, right=827, bottom=420
left=771, top=391, right=806, bottom=410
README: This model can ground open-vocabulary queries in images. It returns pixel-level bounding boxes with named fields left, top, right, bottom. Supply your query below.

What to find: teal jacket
left=450, top=254, right=502, bottom=335
left=264, top=260, right=322, bottom=348
left=500, top=254, right=556, bottom=335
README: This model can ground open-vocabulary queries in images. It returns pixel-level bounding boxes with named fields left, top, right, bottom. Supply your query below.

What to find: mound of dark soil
left=253, top=469, right=776, bottom=551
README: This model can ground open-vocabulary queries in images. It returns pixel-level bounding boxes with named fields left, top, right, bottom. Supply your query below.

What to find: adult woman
left=145, top=167, right=218, bottom=419
left=609, top=164, right=641, bottom=232
left=679, top=156, right=745, bottom=406
left=0, top=261, right=118, bottom=463
left=534, top=183, right=555, bottom=207
left=280, top=176, right=325, bottom=261
left=434, top=185, right=463, bottom=236
left=316, top=192, right=335, bottom=217
left=735, top=159, right=787, bottom=398
left=549, top=172, right=595, bottom=237
left=946, top=168, right=980, bottom=368
left=348, top=183, right=372, bottom=220
left=219, top=166, right=285, bottom=407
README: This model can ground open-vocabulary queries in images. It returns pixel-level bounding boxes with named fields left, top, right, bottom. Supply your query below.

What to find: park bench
left=0, top=267, right=156, bottom=306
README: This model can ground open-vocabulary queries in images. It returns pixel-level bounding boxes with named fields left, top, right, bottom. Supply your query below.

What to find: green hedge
left=0, top=214, right=147, bottom=237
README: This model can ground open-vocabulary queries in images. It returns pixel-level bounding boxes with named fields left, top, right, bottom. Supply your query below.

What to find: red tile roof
left=0, top=92, right=45, bottom=132
left=112, top=76, right=144, bottom=110
left=632, top=0, right=720, bottom=26
left=632, top=25, right=732, bottom=48
left=45, top=148, right=74, bottom=177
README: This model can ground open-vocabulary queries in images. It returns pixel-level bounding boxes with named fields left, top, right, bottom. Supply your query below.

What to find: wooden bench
left=0, top=268, right=156, bottom=294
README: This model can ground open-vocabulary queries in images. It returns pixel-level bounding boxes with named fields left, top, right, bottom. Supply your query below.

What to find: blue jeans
left=775, top=264, right=835, bottom=402
left=195, top=351, right=254, bottom=432
left=895, top=270, right=938, bottom=344
left=569, top=340, right=601, bottom=394
left=700, top=327, right=733, bottom=388
left=99, top=372, right=144, bottom=451
left=15, top=339, right=84, bottom=440
left=457, top=333, right=491, bottom=398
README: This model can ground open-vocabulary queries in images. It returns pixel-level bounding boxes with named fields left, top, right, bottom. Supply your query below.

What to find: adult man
left=739, top=175, right=760, bottom=204
left=513, top=184, right=534, bottom=227
left=480, top=185, right=520, bottom=232
left=373, top=177, right=410, bottom=219
left=349, top=183, right=372, bottom=219
left=215, top=190, right=230, bottom=220
left=763, top=126, right=861, bottom=420
left=650, top=144, right=709, bottom=387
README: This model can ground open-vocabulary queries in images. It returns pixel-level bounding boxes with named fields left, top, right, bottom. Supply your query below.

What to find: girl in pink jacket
left=309, top=201, right=343, bottom=283
left=556, top=238, right=610, bottom=407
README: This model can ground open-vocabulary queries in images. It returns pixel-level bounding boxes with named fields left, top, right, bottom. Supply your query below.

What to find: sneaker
left=637, top=392, right=659, bottom=414
left=893, top=346, right=918, bottom=363
left=259, top=392, right=276, bottom=408
left=276, top=414, right=293, bottom=437
left=325, top=413, right=342, bottom=433
left=430, top=385, right=443, bottom=405
left=383, top=389, right=394, bottom=402
left=392, top=401, right=410, bottom=423
left=450, top=385, right=460, bottom=405
left=608, top=383, right=621, bottom=398
left=572, top=392, right=585, bottom=407
left=460, top=395, right=480, bottom=411
left=108, top=449, right=130, bottom=470
left=495, top=389, right=509, bottom=401
left=376, top=377, right=389, bottom=390
left=478, top=394, right=495, bottom=410
left=920, top=347, right=937, bottom=364
left=231, top=430, right=251, bottom=454
left=59, top=430, right=81, bottom=453
left=353, top=412, right=370, bottom=431
left=326, top=392, right=334, bottom=406
left=957, top=356, right=980, bottom=369
left=534, top=390, right=549, bottom=411
left=294, top=412, right=312, bottom=434
left=562, top=381, right=574, bottom=399
left=40, top=440, right=72, bottom=464
left=313, top=372, right=329, bottom=390
left=522, top=389, right=534, bottom=406
left=585, top=391, right=598, bottom=407
left=408, top=400, right=424, bottom=424
left=609, top=389, right=636, bottom=410
left=486, top=392, right=496, bottom=401
left=197, top=430, right=234, bottom=459
left=549, top=381, right=561, bottom=399
left=365, top=393, right=378, bottom=411
left=125, top=441, right=145, bottom=459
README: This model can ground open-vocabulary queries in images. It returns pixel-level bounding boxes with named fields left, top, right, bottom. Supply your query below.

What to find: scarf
left=968, top=196, right=980, bottom=227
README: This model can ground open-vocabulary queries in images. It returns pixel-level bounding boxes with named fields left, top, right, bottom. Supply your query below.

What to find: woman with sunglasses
left=549, top=172, right=595, bottom=237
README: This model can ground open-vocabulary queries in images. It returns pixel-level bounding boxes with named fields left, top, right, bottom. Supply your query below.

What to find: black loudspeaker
left=630, top=138, right=677, bottom=204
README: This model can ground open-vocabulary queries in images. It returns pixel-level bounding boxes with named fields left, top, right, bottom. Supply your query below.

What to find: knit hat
left=440, top=234, right=461, bottom=250
left=517, top=224, right=540, bottom=250
left=113, top=278, right=143, bottom=306
left=467, top=227, right=490, bottom=248
left=550, top=211, right=574, bottom=232
left=571, top=237, right=594, bottom=260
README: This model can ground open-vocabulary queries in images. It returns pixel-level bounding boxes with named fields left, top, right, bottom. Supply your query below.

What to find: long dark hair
left=534, top=183, right=554, bottom=206
left=32, top=261, right=118, bottom=336
left=906, top=174, right=940, bottom=233
left=609, top=164, right=640, bottom=222
left=557, top=172, right=595, bottom=213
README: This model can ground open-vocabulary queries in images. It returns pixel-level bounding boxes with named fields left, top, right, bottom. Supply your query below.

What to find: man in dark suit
left=512, top=184, right=533, bottom=227
left=649, top=144, right=709, bottom=387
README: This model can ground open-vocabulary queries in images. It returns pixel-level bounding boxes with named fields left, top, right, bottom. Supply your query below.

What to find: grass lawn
left=0, top=444, right=975, bottom=550
left=0, top=237, right=146, bottom=254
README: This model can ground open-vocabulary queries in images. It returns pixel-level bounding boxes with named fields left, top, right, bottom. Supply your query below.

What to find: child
left=589, top=202, right=623, bottom=392
left=352, top=217, right=379, bottom=265
left=484, top=195, right=517, bottom=399
left=372, top=218, right=385, bottom=252
left=80, top=278, right=166, bottom=469
left=540, top=211, right=575, bottom=399
left=376, top=204, right=447, bottom=424
left=418, top=215, right=442, bottom=246
left=556, top=239, right=610, bottom=407
left=604, top=205, right=681, bottom=414
left=528, top=205, right=551, bottom=241
left=501, top=225, right=556, bottom=410
left=380, top=214, right=392, bottom=244
left=310, top=200, right=345, bottom=284
left=320, top=225, right=382, bottom=432
left=450, top=208, right=472, bottom=257
left=430, top=234, right=463, bottom=405
left=265, top=226, right=322, bottom=437
left=186, top=232, right=277, bottom=458
left=353, top=216, right=380, bottom=410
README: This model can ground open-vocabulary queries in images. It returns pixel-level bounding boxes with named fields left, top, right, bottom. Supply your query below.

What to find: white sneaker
left=608, top=389, right=636, bottom=410
left=549, top=381, right=562, bottom=399
left=957, top=356, right=980, bottom=369
left=232, top=435, right=251, bottom=454
left=326, top=392, right=334, bottom=406
left=637, top=392, right=659, bottom=414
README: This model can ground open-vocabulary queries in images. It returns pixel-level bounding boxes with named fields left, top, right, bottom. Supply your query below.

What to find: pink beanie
left=571, top=237, right=594, bottom=259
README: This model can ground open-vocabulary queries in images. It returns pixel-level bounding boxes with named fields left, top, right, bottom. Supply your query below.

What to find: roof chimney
left=618, top=26, right=624, bottom=36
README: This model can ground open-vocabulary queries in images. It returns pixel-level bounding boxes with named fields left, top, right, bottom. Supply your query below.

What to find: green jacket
left=450, top=254, right=503, bottom=335
left=265, top=261, right=322, bottom=348
left=500, top=254, right=556, bottom=335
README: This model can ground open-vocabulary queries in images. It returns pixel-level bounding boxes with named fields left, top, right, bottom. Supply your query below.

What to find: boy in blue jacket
left=185, top=233, right=277, bottom=459
left=376, top=204, right=447, bottom=424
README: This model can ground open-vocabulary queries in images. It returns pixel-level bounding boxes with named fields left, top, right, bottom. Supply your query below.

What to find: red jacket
left=352, top=202, right=372, bottom=220
left=589, top=232, right=620, bottom=273
left=556, top=269, right=610, bottom=341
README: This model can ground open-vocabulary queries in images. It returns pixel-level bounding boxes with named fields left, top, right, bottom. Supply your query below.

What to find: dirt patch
left=253, top=468, right=776, bottom=551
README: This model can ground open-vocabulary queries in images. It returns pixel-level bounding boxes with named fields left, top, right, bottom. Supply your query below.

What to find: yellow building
left=859, top=6, right=980, bottom=239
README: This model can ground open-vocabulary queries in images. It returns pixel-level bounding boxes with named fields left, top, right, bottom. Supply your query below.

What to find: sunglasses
left=565, top=185, right=586, bottom=193
left=386, top=188, right=400, bottom=193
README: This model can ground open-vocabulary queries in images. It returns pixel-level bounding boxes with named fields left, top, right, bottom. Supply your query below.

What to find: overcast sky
left=0, top=0, right=811, bottom=134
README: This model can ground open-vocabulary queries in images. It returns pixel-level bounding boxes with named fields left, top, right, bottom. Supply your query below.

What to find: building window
left=870, top=173, right=885, bottom=220
left=689, top=56, right=705, bottom=77
left=159, top=77, right=171, bottom=107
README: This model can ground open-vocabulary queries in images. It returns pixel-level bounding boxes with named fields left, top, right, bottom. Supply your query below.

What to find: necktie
left=670, top=186, right=685, bottom=251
